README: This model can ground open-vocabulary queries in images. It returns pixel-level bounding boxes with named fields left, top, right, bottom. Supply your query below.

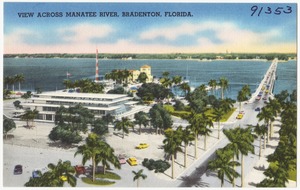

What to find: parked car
left=236, top=113, right=243, bottom=119
left=14, top=165, right=23, bottom=175
left=136, top=143, right=149, bottom=149
left=32, top=169, right=42, bottom=178
left=255, top=107, right=261, bottom=112
left=127, top=157, right=138, bottom=166
left=118, top=154, right=127, bottom=164
left=74, top=165, right=86, bottom=175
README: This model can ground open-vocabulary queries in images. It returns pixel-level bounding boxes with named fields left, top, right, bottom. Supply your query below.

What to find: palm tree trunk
left=232, top=156, right=236, bottom=187
left=184, top=144, right=187, bottom=168
left=259, top=136, right=262, bottom=158
left=221, top=179, right=224, bottom=187
left=92, top=157, right=96, bottom=182
left=270, top=122, right=273, bottom=138
left=122, top=129, right=125, bottom=139
left=103, top=164, right=106, bottom=175
left=171, top=154, right=175, bottom=179
left=267, top=124, right=270, bottom=144
left=139, top=125, right=141, bottom=135
left=218, top=121, right=220, bottom=139
left=241, top=154, right=244, bottom=187
left=204, top=135, right=207, bottom=151
left=221, top=88, right=224, bottom=100
left=264, top=133, right=266, bottom=149
left=137, top=179, right=139, bottom=187
left=194, top=134, right=198, bottom=159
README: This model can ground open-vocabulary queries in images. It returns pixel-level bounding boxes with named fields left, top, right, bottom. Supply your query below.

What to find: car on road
left=127, top=157, right=138, bottom=166
left=236, top=113, right=244, bottom=119
left=136, top=143, right=149, bottom=149
left=255, top=107, right=261, bottom=112
left=74, top=165, right=86, bottom=175
left=32, top=169, right=42, bottom=178
left=14, top=165, right=23, bottom=175
left=118, top=154, right=127, bottom=164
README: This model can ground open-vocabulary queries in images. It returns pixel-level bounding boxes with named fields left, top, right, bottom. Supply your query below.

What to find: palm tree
left=102, top=114, right=115, bottom=128
left=199, top=113, right=213, bottom=151
left=74, top=133, right=105, bottom=182
left=208, top=79, right=217, bottom=95
left=46, top=159, right=77, bottom=187
left=179, top=82, right=190, bottom=97
left=4, top=76, right=12, bottom=90
left=220, top=98, right=234, bottom=113
left=223, top=127, right=255, bottom=187
left=114, top=117, right=134, bottom=138
left=172, top=75, right=182, bottom=86
left=24, top=160, right=76, bottom=187
left=95, top=142, right=121, bottom=174
left=208, top=148, right=240, bottom=187
left=176, top=126, right=194, bottom=167
left=257, top=107, right=274, bottom=144
left=132, top=169, right=147, bottom=187
left=163, top=128, right=182, bottom=179
left=212, top=108, right=223, bottom=139
left=187, top=111, right=202, bottom=159
left=15, top=74, right=25, bottom=92
left=219, top=77, right=229, bottom=100
left=237, top=85, right=251, bottom=111
left=3, top=116, right=16, bottom=139
left=265, top=98, right=281, bottom=137
left=248, top=124, right=267, bottom=158
left=134, top=111, right=149, bottom=135
left=21, top=109, right=39, bottom=128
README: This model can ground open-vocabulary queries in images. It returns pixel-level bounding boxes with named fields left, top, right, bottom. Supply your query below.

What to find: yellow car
left=60, top=175, right=67, bottom=181
left=236, top=113, right=244, bottom=119
left=136, top=143, right=149, bottom=149
left=127, top=157, right=138, bottom=166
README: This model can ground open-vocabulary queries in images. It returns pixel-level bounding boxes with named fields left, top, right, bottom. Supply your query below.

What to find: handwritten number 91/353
left=251, top=5, right=292, bottom=16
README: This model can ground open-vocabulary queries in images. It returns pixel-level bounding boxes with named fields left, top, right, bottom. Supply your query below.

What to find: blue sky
left=4, top=2, right=297, bottom=54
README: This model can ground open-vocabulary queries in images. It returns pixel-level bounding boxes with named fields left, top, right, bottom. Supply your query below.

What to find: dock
left=249, top=58, right=278, bottom=103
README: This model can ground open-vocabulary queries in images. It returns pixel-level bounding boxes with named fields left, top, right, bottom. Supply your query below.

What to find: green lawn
left=164, top=105, right=236, bottom=122
left=81, top=171, right=121, bottom=186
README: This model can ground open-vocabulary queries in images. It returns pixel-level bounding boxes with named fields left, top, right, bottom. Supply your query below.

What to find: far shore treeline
left=4, top=53, right=296, bottom=61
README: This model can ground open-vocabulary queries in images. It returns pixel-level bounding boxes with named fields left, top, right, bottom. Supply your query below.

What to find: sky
left=3, top=2, right=297, bottom=54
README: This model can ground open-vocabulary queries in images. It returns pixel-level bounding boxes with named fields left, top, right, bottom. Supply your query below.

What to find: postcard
left=2, top=1, right=297, bottom=188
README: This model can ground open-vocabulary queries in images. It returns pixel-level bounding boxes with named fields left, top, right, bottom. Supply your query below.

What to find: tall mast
left=95, top=48, right=99, bottom=82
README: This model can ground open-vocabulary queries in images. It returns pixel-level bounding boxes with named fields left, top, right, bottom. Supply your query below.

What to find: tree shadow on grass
left=3, top=134, right=15, bottom=140
left=47, top=141, right=78, bottom=149
left=254, top=165, right=266, bottom=171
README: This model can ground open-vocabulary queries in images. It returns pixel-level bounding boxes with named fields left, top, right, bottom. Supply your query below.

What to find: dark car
left=255, top=107, right=260, bottom=112
left=14, top=165, right=23, bottom=175
left=32, top=170, right=42, bottom=178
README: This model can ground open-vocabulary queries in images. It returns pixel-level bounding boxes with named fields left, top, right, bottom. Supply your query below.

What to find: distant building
left=19, top=92, right=150, bottom=122
left=128, top=65, right=153, bottom=83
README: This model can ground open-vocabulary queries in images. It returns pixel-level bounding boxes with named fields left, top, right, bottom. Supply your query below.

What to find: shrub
left=142, top=158, right=170, bottom=173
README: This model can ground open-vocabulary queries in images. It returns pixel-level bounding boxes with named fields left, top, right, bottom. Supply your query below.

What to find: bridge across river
left=249, top=58, right=278, bottom=103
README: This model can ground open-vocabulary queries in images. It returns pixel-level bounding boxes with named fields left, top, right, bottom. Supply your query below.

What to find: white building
left=20, top=92, right=150, bottom=122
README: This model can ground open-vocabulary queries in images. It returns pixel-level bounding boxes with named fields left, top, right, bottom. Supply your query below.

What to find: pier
left=249, top=58, right=278, bottom=103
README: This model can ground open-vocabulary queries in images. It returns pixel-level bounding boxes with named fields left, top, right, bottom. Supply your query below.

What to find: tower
left=95, top=49, right=99, bottom=82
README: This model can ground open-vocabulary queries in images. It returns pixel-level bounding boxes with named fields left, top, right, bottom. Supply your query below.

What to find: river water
left=3, top=58, right=297, bottom=100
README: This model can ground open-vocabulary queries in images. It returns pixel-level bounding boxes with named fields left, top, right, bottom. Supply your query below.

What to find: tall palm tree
left=223, top=127, right=255, bottom=187
left=179, top=82, right=191, bottom=97
left=208, top=79, right=217, bottom=95
left=199, top=113, right=213, bottom=151
left=163, top=128, right=182, bottom=179
left=4, top=76, right=12, bottom=90
left=21, top=109, right=39, bottom=128
left=248, top=124, right=267, bottom=158
left=172, top=75, right=182, bottom=86
left=134, top=111, right=149, bottom=135
left=176, top=126, right=194, bottom=168
left=74, top=133, right=105, bottom=182
left=219, top=77, right=229, bottom=100
left=132, top=169, right=147, bottom=187
left=114, top=117, right=134, bottom=138
left=265, top=98, right=281, bottom=137
left=208, top=148, right=240, bottom=187
left=187, top=111, right=202, bottom=159
left=15, top=74, right=25, bottom=92
left=213, top=108, right=223, bottom=139
left=95, top=142, right=121, bottom=174
left=220, top=98, right=234, bottom=113
left=257, top=107, right=274, bottom=144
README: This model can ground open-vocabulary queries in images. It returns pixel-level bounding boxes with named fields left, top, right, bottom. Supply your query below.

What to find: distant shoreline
left=4, top=53, right=296, bottom=62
